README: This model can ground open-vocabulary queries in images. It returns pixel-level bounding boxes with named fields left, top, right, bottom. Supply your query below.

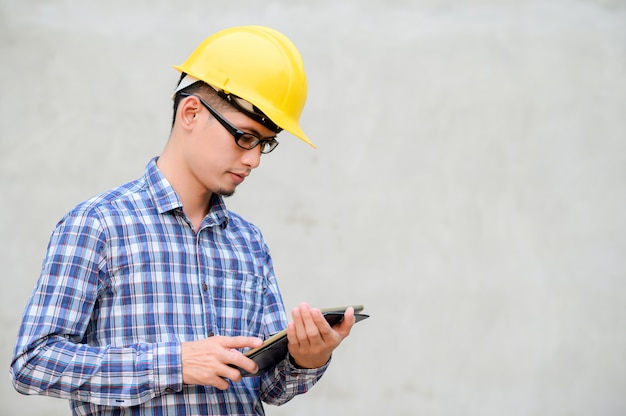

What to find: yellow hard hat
left=174, top=26, right=314, bottom=148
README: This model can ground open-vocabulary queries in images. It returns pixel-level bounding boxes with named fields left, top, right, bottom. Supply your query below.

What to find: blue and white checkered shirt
left=11, top=158, right=327, bottom=415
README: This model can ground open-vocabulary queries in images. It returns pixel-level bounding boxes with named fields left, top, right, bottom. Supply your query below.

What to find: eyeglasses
left=180, top=93, right=279, bottom=154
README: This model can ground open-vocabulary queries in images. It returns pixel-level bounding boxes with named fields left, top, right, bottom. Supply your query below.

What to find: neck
left=157, top=149, right=212, bottom=231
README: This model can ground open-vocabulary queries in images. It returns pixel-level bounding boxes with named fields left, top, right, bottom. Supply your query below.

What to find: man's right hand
left=181, top=336, right=262, bottom=390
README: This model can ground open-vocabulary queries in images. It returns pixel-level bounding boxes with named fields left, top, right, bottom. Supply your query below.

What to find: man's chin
left=217, top=188, right=235, bottom=198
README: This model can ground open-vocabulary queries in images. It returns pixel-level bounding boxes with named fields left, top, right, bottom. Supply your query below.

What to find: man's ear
left=176, top=96, right=200, bottom=130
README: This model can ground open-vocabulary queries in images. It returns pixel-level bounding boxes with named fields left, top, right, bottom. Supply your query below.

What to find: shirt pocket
left=211, top=272, right=264, bottom=338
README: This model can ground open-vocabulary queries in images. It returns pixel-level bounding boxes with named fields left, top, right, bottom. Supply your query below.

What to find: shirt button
left=202, top=283, right=208, bottom=292
left=208, top=331, right=215, bottom=337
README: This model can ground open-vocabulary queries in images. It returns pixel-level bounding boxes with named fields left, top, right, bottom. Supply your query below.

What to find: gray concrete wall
left=1, top=0, right=625, bottom=415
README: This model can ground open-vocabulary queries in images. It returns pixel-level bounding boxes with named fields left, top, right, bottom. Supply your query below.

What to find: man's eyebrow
left=240, top=125, right=277, bottom=140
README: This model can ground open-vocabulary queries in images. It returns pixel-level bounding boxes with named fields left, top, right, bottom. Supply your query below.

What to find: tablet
left=237, top=305, right=369, bottom=377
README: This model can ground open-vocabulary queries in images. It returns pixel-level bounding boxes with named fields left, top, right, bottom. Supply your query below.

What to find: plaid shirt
left=11, top=158, right=327, bottom=415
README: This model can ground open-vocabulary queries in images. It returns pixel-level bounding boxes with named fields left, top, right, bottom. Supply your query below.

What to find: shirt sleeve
left=259, top=355, right=330, bottom=405
left=9, top=208, right=183, bottom=407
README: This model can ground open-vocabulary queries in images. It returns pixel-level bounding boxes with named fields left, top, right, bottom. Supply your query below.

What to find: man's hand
left=287, top=303, right=355, bottom=369
left=181, top=336, right=262, bottom=390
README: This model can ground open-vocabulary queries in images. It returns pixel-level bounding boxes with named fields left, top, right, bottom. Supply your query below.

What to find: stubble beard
left=215, top=187, right=235, bottom=198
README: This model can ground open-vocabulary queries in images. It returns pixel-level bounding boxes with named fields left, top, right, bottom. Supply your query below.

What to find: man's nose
left=241, top=147, right=262, bottom=169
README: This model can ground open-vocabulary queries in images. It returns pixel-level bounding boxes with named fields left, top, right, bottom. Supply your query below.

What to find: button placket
left=196, top=226, right=215, bottom=338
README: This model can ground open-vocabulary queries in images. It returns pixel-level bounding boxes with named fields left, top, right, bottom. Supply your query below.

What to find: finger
left=341, top=306, right=355, bottom=326
left=334, top=307, right=356, bottom=338
left=290, top=304, right=309, bottom=344
left=216, top=363, right=243, bottom=385
left=218, top=336, right=263, bottom=350
left=286, top=321, right=297, bottom=345
left=225, top=349, right=259, bottom=376
left=308, top=308, right=334, bottom=340
left=212, top=375, right=231, bottom=391
left=213, top=350, right=257, bottom=383
left=295, top=303, right=322, bottom=343
left=292, top=302, right=310, bottom=324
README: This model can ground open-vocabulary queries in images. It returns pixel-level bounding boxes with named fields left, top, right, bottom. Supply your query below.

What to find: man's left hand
left=286, top=302, right=355, bottom=369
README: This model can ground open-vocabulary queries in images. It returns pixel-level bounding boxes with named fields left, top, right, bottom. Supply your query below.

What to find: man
left=10, top=25, right=355, bottom=415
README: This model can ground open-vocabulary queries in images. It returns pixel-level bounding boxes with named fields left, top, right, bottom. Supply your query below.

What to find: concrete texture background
left=1, top=0, right=625, bottom=415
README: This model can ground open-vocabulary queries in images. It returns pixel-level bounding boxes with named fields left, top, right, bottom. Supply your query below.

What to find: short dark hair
left=171, top=74, right=231, bottom=127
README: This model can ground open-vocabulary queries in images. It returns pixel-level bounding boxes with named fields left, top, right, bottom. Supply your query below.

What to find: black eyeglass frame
left=179, top=92, right=279, bottom=154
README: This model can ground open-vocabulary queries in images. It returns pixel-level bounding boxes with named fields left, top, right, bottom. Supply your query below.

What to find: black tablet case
left=237, top=305, right=369, bottom=377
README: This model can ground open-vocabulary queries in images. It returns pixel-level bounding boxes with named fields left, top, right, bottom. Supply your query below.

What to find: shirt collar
left=145, top=157, right=229, bottom=228
left=206, top=193, right=230, bottom=229
left=145, top=157, right=182, bottom=214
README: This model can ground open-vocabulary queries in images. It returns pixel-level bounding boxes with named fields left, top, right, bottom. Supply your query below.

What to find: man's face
left=182, top=99, right=277, bottom=197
